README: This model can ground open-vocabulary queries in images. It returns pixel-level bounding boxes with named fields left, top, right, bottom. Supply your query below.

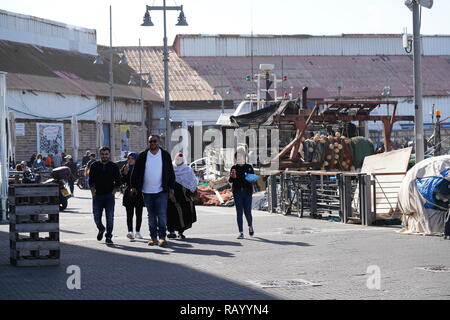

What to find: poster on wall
left=36, top=123, right=64, bottom=157
left=120, top=125, right=131, bottom=157
left=16, top=123, right=25, bottom=136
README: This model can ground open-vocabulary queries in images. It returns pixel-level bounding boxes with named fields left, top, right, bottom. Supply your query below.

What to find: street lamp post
left=141, top=1, right=188, bottom=151
left=93, top=5, right=128, bottom=161
left=212, top=85, right=232, bottom=114
left=404, top=0, right=434, bottom=163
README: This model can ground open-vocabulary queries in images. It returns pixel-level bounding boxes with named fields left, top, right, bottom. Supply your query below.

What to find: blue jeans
left=143, top=192, right=169, bottom=240
left=92, top=193, right=115, bottom=239
left=233, top=189, right=253, bottom=233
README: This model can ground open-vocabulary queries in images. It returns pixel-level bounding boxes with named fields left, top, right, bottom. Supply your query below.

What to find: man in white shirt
left=130, top=135, right=175, bottom=247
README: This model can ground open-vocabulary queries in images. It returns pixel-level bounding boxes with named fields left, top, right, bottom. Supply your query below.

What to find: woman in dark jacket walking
left=121, top=152, right=145, bottom=240
left=228, top=147, right=255, bottom=239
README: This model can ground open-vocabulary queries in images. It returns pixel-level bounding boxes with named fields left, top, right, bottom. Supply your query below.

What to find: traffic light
left=283, top=76, right=288, bottom=81
left=245, top=75, right=251, bottom=81
left=436, top=109, right=441, bottom=118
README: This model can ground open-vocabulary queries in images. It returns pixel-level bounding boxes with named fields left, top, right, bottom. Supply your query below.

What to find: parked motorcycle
left=43, top=166, right=72, bottom=211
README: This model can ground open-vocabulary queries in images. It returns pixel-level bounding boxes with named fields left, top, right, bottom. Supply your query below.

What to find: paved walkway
left=1, top=187, right=449, bottom=300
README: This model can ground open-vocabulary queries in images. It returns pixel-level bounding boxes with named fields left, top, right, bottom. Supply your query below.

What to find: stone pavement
left=0, top=187, right=449, bottom=300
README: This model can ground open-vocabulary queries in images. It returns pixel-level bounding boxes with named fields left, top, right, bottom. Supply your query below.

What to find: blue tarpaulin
left=415, top=169, right=450, bottom=210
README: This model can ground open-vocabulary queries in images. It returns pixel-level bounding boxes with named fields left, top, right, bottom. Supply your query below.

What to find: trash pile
left=194, top=176, right=269, bottom=209
left=194, top=177, right=234, bottom=206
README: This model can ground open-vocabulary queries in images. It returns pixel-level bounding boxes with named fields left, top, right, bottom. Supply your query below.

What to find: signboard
left=36, top=123, right=64, bottom=157
left=16, top=123, right=25, bottom=136
left=120, top=125, right=131, bottom=153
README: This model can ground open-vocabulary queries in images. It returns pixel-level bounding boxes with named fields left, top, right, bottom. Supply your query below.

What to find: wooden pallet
left=9, top=184, right=60, bottom=267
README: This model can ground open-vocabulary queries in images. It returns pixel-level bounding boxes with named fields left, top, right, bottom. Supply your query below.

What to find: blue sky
left=1, top=0, right=449, bottom=47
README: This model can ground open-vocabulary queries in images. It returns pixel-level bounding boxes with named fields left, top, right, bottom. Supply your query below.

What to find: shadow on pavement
left=247, top=237, right=313, bottom=247
left=0, top=230, right=270, bottom=300
left=176, top=238, right=243, bottom=247
left=111, top=241, right=235, bottom=258
left=60, top=230, right=85, bottom=235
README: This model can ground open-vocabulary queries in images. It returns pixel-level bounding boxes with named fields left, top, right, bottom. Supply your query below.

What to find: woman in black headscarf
left=167, top=153, right=198, bottom=239
left=121, top=152, right=144, bottom=241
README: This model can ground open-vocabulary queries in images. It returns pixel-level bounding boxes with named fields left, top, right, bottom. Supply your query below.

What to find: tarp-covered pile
left=398, top=155, right=450, bottom=235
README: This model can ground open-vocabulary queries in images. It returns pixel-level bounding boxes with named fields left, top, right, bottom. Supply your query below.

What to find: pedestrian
left=64, top=155, right=78, bottom=196
left=444, top=210, right=450, bottom=240
left=130, top=135, right=175, bottom=247
left=120, top=152, right=144, bottom=241
left=84, top=153, right=96, bottom=188
left=228, top=147, right=255, bottom=239
left=45, top=154, right=54, bottom=168
left=88, top=147, right=121, bottom=245
left=82, top=150, right=91, bottom=166
left=28, top=153, right=36, bottom=168
left=32, top=154, right=47, bottom=171
left=167, top=153, right=198, bottom=239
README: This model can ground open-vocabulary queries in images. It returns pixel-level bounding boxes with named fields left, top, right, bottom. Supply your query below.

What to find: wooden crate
left=9, top=184, right=60, bottom=267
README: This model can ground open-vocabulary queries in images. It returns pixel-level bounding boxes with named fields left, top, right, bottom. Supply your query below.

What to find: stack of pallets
left=9, top=183, right=60, bottom=267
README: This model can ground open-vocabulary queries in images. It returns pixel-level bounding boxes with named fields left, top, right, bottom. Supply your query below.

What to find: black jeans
left=92, top=193, right=115, bottom=239
left=126, top=205, right=143, bottom=232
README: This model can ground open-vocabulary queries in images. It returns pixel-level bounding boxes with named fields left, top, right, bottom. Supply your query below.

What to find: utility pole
left=109, top=5, right=116, bottom=160
left=139, top=39, right=146, bottom=148
left=434, top=109, right=441, bottom=156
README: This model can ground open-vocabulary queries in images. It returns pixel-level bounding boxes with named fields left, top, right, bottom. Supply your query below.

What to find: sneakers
left=134, top=232, right=143, bottom=239
left=97, top=229, right=105, bottom=241
left=178, top=233, right=186, bottom=239
left=167, top=232, right=177, bottom=239
left=105, top=238, right=114, bottom=245
left=148, top=239, right=158, bottom=246
left=158, top=239, right=168, bottom=247
left=127, top=232, right=135, bottom=240
left=237, top=233, right=244, bottom=239
left=249, top=226, right=254, bottom=236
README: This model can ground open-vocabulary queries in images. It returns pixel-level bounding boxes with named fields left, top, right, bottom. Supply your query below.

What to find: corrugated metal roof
left=121, top=46, right=221, bottom=102
left=6, top=73, right=162, bottom=102
left=182, top=55, right=450, bottom=98
left=0, top=40, right=162, bottom=101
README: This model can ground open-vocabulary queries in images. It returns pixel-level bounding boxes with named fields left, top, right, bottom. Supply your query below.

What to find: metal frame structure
left=272, top=100, right=415, bottom=169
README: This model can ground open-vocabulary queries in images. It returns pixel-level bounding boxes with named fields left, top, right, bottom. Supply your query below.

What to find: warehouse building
left=0, top=9, right=164, bottom=163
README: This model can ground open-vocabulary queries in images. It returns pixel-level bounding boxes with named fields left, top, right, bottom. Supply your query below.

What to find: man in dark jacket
left=131, top=135, right=175, bottom=247
left=89, top=147, right=121, bottom=245
left=63, top=155, right=78, bottom=196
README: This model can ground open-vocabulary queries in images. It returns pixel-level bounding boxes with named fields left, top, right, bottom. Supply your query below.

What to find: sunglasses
left=149, top=140, right=158, bottom=143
